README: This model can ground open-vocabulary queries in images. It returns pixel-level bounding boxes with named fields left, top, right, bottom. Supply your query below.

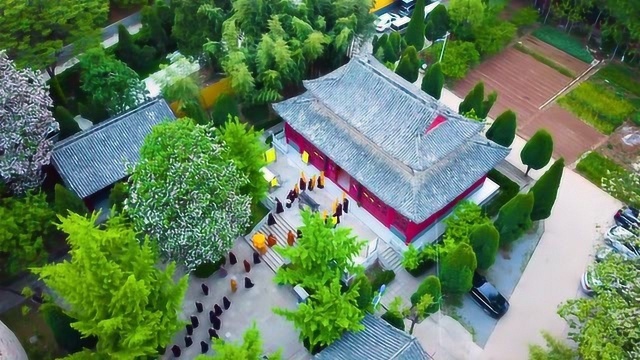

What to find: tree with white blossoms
left=126, top=118, right=252, bottom=271
left=0, top=51, right=59, bottom=194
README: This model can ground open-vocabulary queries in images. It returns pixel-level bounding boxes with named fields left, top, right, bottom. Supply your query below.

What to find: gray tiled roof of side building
left=51, top=98, right=176, bottom=198
left=314, top=314, right=431, bottom=360
left=273, top=92, right=510, bottom=223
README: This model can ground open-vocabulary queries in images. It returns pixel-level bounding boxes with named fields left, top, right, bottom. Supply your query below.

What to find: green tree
left=428, top=40, right=479, bottom=79
left=172, top=0, right=226, bottom=57
left=211, top=94, right=240, bottom=126
left=0, top=192, right=55, bottom=275
left=373, top=33, right=389, bottom=61
left=439, top=243, right=477, bottom=295
left=405, top=0, right=426, bottom=50
left=114, top=24, right=156, bottom=73
left=275, top=211, right=366, bottom=290
left=195, top=323, right=282, bottom=360
left=353, top=275, right=373, bottom=312
left=139, top=4, right=170, bottom=54
left=54, top=184, right=89, bottom=217
left=459, top=81, right=484, bottom=117
left=395, top=46, right=420, bottom=83
left=520, top=129, right=554, bottom=176
left=495, top=193, right=534, bottom=246
left=479, top=90, right=498, bottom=119
left=79, top=48, right=149, bottom=116
left=558, top=255, right=640, bottom=359
left=473, top=19, right=516, bottom=56
left=274, top=278, right=364, bottom=350
left=32, top=212, right=188, bottom=359
left=424, top=5, right=450, bottom=41
left=448, top=0, right=486, bottom=39
left=163, top=75, right=208, bottom=124
left=109, top=182, right=128, bottom=214
left=216, top=117, right=268, bottom=205
left=410, top=275, right=441, bottom=313
left=528, top=331, right=579, bottom=360
left=0, top=0, right=107, bottom=77
left=126, top=118, right=252, bottom=271
left=529, top=158, right=565, bottom=221
left=486, top=110, right=517, bottom=147
left=469, top=223, right=500, bottom=270
left=443, top=200, right=491, bottom=244
left=381, top=310, right=405, bottom=331
left=421, top=62, right=444, bottom=99
left=54, top=106, right=81, bottom=140
left=42, top=305, right=97, bottom=354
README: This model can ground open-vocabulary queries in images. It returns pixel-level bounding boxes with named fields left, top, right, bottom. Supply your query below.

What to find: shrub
left=424, top=4, right=450, bottom=42
left=486, top=110, right=517, bottom=147
left=402, top=243, right=438, bottom=277
left=532, top=26, right=593, bottom=63
left=473, top=19, right=516, bottom=56
left=354, top=275, right=373, bottom=312
left=54, top=184, right=89, bottom=217
left=469, top=223, right=500, bottom=270
left=54, top=106, right=81, bottom=140
left=421, top=62, right=444, bottom=99
left=382, top=311, right=405, bottom=330
left=395, top=46, right=420, bottom=83
left=520, top=129, right=554, bottom=176
left=510, top=7, right=539, bottom=28
left=443, top=200, right=491, bottom=243
left=211, top=94, right=239, bottom=126
left=558, top=82, right=635, bottom=134
left=192, top=257, right=225, bottom=278
left=484, top=169, right=520, bottom=217
left=439, top=243, right=477, bottom=295
left=405, top=0, right=426, bottom=50
left=495, top=193, right=534, bottom=246
left=410, top=275, right=441, bottom=314
left=370, top=269, right=396, bottom=291
left=427, top=40, right=480, bottom=80
left=529, top=158, right=565, bottom=221
left=109, top=182, right=128, bottom=213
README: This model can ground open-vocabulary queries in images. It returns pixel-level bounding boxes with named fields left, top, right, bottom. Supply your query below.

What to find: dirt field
left=453, top=47, right=573, bottom=123
left=519, top=104, right=606, bottom=164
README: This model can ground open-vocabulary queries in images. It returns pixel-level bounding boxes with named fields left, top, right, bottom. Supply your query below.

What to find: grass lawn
left=532, top=26, right=594, bottom=63
left=484, top=169, right=520, bottom=217
left=576, top=151, right=640, bottom=207
left=0, top=306, right=64, bottom=359
left=558, top=81, right=636, bottom=134
left=593, top=63, right=640, bottom=98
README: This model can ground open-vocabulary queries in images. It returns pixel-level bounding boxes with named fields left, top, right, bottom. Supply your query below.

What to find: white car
left=604, top=226, right=640, bottom=260
left=580, top=268, right=601, bottom=296
left=375, top=13, right=399, bottom=32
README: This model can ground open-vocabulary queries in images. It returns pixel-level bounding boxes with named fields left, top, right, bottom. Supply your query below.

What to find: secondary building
left=272, top=55, right=509, bottom=244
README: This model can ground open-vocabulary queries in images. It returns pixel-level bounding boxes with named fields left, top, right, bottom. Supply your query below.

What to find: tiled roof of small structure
left=272, top=55, right=510, bottom=223
left=51, top=98, right=176, bottom=198
left=315, top=314, right=431, bottom=360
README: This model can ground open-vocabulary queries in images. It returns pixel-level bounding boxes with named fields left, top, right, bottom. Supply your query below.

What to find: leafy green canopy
left=32, top=212, right=188, bottom=359
left=275, top=210, right=366, bottom=290
left=439, top=242, right=477, bottom=294
left=469, top=223, right=500, bottom=270
left=195, top=323, right=282, bottom=360
left=486, top=110, right=517, bottom=147
left=520, top=129, right=554, bottom=176
left=126, top=118, right=252, bottom=271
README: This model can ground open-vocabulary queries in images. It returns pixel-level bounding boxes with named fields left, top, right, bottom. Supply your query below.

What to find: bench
left=298, top=191, right=320, bottom=212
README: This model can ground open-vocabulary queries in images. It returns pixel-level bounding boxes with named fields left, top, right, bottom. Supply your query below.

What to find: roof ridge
left=53, top=98, right=167, bottom=150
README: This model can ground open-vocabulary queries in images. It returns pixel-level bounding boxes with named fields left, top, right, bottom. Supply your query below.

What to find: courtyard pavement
left=163, top=240, right=311, bottom=360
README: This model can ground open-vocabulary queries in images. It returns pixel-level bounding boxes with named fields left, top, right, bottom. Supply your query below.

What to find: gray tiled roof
left=51, top=98, right=176, bottom=198
left=315, top=314, right=431, bottom=360
left=273, top=56, right=510, bottom=223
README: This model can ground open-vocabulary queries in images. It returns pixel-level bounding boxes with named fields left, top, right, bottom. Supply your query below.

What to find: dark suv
left=614, top=206, right=640, bottom=231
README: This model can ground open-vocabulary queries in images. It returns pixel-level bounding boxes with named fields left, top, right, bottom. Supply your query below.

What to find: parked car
left=469, top=273, right=509, bottom=319
left=594, top=246, right=614, bottom=262
left=614, top=206, right=640, bottom=230
left=580, top=268, right=601, bottom=296
left=375, top=13, right=400, bottom=32
left=604, top=226, right=640, bottom=260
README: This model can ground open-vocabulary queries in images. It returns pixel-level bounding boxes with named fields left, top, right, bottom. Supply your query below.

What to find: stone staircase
left=245, top=212, right=297, bottom=273
left=378, top=245, right=403, bottom=272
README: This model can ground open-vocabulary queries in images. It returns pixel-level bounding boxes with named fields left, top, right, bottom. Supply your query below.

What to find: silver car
left=604, top=226, right=640, bottom=260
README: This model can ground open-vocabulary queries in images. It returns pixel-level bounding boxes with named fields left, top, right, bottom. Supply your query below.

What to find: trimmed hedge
left=484, top=169, right=520, bottom=217
left=532, top=26, right=594, bottom=63
left=381, top=311, right=405, bottom=331
left=192, top=257, right=226, bottom=278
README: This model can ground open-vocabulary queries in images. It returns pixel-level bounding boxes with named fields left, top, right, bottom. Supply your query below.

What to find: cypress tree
left=49, top=75, right=68, bottom=107
left=405, top=0, right=426, bottom=50
left=373, top=34, right=389, bottom=61
left=387, top=32, right=404, bottom=62
left=54, top=184, right=89, bottom=217
left=495, top=193, right=534, bottom=246
left=459, top=82, right=484, bottom=115
left=486, top=110, right=517, bottom=147
left=421, top=62, right=444, bottom=99
left=529, top=158, right=564, bottom=221
left=479, top=91, right=498, bottom=118
left=469, top=223, right=500, bottom=270
left=520, top=129, right=554, bottom=176
left=114, top=24, right=141, bottom=70
left=395, top=46, right=420, bottom=83
left=440, top=243, right=477, bottom=295
left=140, top=5, right=169, bottom=53
left=424, top=4, right=450, bottom=42
left=410, top=275, right=441, bottom=315
left=54, top=106, right=81, bottom=140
